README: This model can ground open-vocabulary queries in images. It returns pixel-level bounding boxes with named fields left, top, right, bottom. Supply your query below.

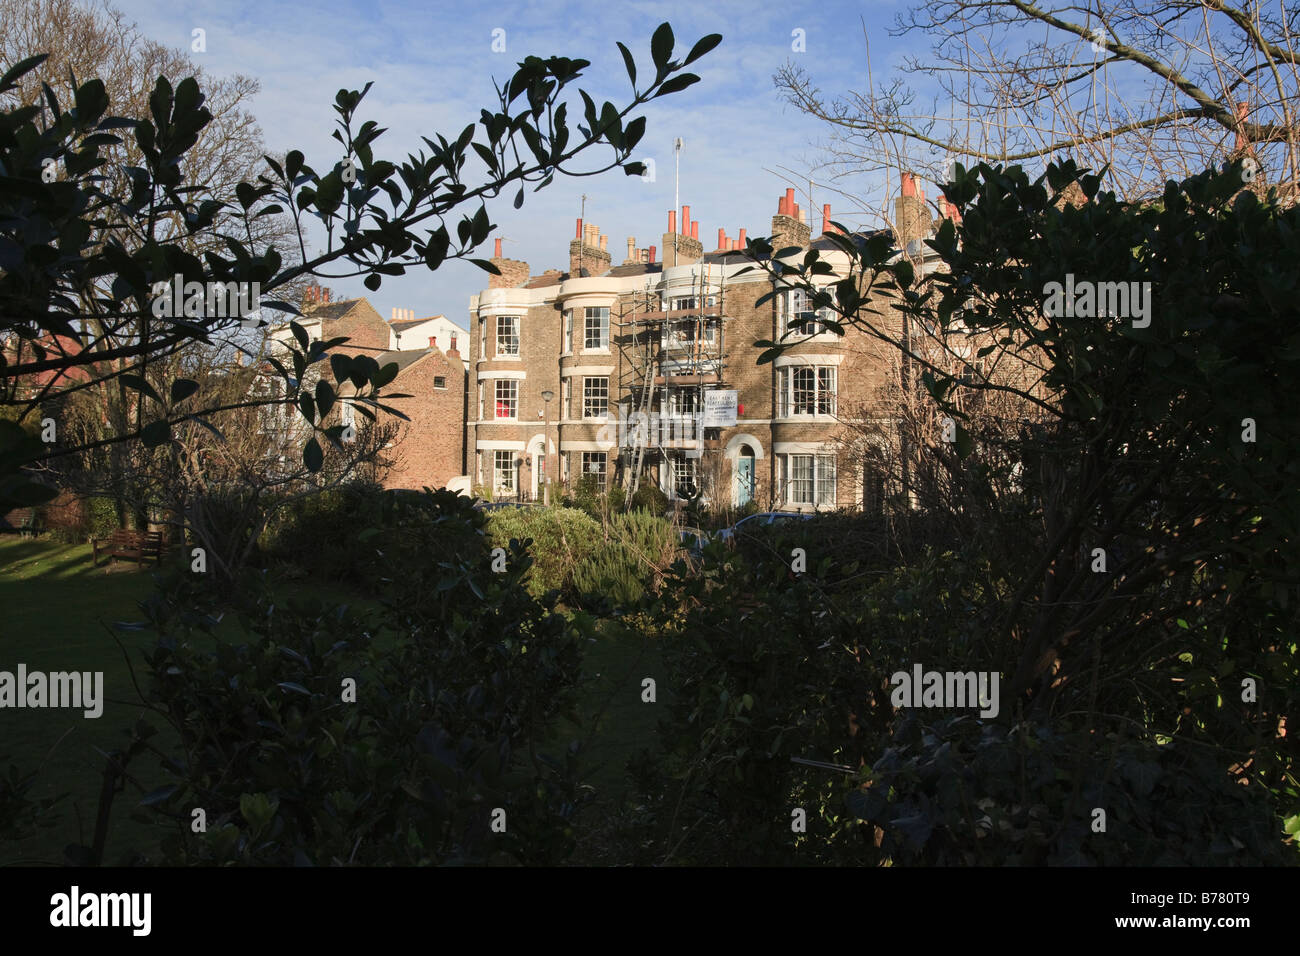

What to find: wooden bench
left=92, top=529, right=163, bottom=567
left=11, top=508, right=39, bottom=538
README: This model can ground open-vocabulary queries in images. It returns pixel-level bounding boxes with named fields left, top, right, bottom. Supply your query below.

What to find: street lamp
left=541, top=389, right=554, bottom=506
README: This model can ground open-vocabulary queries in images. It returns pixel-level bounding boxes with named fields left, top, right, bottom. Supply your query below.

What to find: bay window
left=779, top=365, right=836, bottom=417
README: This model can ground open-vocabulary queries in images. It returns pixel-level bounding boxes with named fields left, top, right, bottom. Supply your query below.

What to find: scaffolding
left=616, top=263, right=729, bottom=499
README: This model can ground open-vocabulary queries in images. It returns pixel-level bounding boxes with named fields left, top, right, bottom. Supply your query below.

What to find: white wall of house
left=390, top=315, right=469, bottom=367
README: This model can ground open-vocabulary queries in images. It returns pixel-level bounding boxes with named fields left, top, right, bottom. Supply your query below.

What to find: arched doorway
left=734, top=444, right=756, bottom=507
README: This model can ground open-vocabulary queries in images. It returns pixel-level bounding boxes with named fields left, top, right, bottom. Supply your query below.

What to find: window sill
left=580, top=347, right=612, bottom=355
left=494, top=354, right=522, bottom=361
left=773, top=414, right=839, bottom=424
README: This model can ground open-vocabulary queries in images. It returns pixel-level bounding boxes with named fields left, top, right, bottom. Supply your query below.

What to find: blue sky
left=113, top=0, right=934, bottom=330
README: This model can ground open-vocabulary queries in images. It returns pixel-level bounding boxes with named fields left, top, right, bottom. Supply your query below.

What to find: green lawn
left=559, top=618, right=666, bottom=864
left=1, top=535, right=662, bottom=865
left=0, top=537, right=177, bottom=865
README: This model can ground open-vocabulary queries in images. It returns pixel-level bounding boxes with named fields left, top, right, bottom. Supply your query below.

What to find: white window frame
left=669, top=455, right=699, bottom=500
left=494, top=379, right=518, bottom=420
left=496, top=315, right=520, bottom=356
left=580, top=451, right=608, bottom=489
left=583, top=307, right=609, bottom=351
left=478, top=318, right=486, bottom=358
left=563, top=309, right=574, bottom=354
left=779, top=365, right=837, bottom=417
left=494, top=450, right=517, bottom=494
left=667, top=386, right=698, bottom=416
left=785, top=453, right=836, bottom=507
left=780, top=287, right=839, bottom=338
left=478, top=382, right=484, bottom=420
left=582, top=376, right=609, bottom=420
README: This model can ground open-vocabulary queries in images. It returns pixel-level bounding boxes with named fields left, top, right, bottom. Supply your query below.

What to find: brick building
left=467, top=185, right=951, bottom=511
left=269, top=291, right=468, bottom=491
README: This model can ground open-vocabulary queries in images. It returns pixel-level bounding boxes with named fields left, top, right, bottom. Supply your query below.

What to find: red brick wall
left=38, top=490, right=86, bottom=532
left=381, top=348, right=467, bottom=490
left=321, top=299, right=391, bottom=355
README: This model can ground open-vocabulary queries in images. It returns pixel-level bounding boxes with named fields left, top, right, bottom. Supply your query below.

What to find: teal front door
left=735, top=455, right=755, bottom=506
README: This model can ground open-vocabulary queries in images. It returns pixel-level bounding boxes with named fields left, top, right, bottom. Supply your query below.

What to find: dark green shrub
left=87, top=496, right=119, bottom=540
left=572, top=511, right=676, bottom=606
left=485, top=506, right=601, bottom=600
left=570, top=474, right=601, bottom=518
left=121, top=492, right=589, bottom=866
left=260, top=481, right=461, bottom=592
left=633, top=545, right=1298, bottom=865
left=628, top=483, right=668, bottom=515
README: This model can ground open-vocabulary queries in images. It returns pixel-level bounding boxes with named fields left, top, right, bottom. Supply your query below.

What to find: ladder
left=625, top=285, right=659, bottom=498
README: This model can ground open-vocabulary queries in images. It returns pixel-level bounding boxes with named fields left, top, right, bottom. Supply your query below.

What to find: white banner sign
left=702, top=390, right=738, bottom=428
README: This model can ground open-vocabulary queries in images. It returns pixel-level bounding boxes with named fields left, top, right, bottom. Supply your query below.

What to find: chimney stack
left=569, top=219, right=611, bottom=276
left=896, top=172, right=931, bottom=251
left=662, top=208, right=702, bottom=267
left=772, top=192, right=811, bottom=251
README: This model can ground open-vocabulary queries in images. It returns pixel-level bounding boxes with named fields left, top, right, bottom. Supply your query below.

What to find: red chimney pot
left=648, top=245, right=656, bottom=263
left=494, top=238, right=502, bottom=257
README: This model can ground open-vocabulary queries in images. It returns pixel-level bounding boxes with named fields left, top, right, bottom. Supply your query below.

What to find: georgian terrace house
left=467, top=180, right=958, bottom=510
